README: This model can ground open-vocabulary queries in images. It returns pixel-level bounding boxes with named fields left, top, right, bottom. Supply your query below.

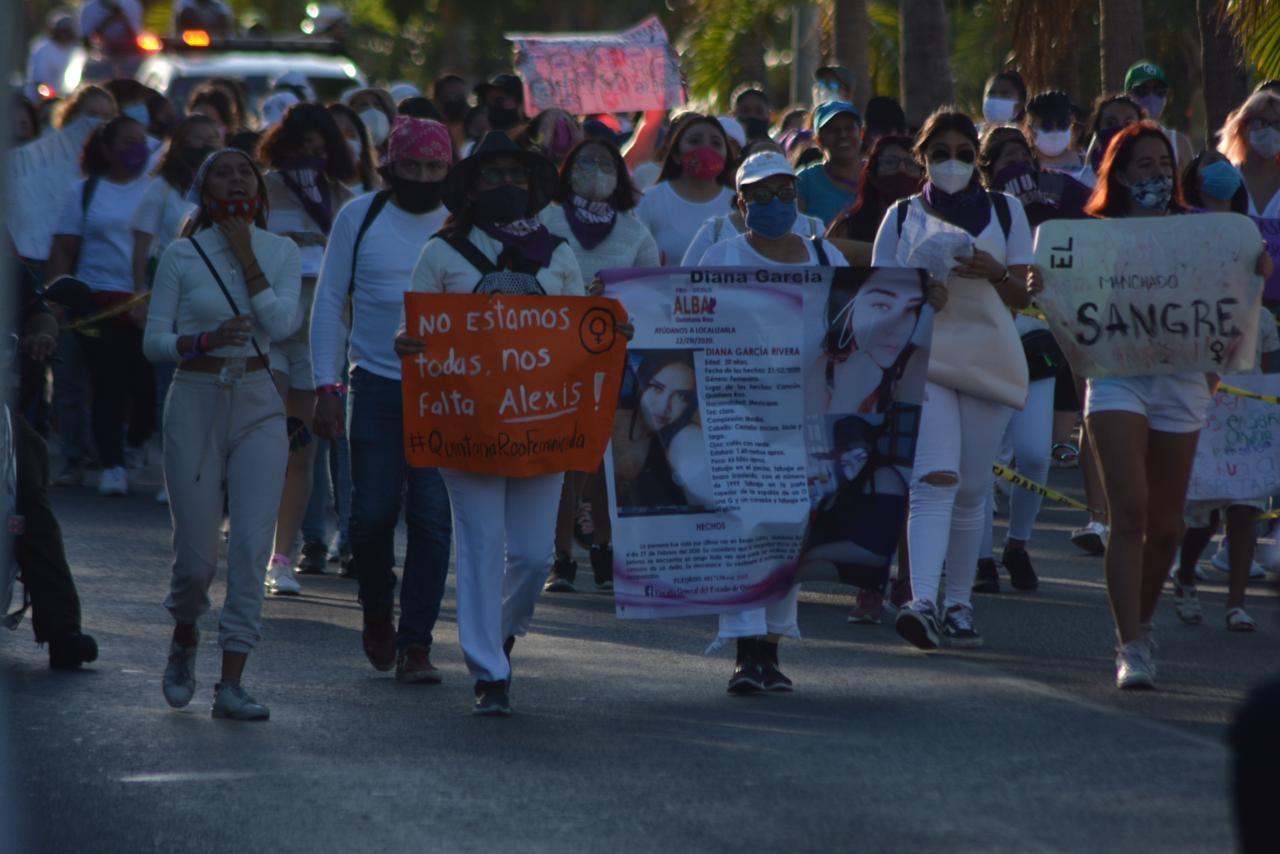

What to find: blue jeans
left=348, top=368, right=452, bottom=649
left=301, top=431, right=352, bottom=547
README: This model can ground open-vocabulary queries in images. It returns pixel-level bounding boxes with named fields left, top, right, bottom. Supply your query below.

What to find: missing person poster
left=600, top=266, right=932, bottom=619
left=1033, top=213, right=1264, bottom=378
left=400, top=293, right=628, bottom=477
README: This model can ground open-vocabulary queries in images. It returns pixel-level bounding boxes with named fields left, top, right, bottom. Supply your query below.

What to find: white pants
left=441, top=469, right=564, bottom=683
left=908, top=382, right=1013, bottom=611
left=716, top=586, right=801, bottom=642
left=982, top=376, right=1054, bottom=553
left=163, top=370, right=287, bottom=653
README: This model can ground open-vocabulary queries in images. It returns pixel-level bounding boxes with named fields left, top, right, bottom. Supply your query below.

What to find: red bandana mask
left=206, top=195, right=263, bottom=224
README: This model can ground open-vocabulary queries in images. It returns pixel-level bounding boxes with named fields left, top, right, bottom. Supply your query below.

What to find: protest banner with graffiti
left=400, top=293, right=628, bottom=477
left=599, top=266, right=932, bottom=619
left=1033, top=213, right=1264, bottom=378
left=1188, top=374, right=1280, bottom=502
left=508, top=16, right=686, bottom=115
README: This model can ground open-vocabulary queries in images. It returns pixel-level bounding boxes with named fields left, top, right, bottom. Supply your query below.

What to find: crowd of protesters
left=8, top=15, right=1280, bottom=720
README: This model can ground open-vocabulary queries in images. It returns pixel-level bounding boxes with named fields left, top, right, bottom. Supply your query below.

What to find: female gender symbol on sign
left=579, top=307, right=618, bottom=354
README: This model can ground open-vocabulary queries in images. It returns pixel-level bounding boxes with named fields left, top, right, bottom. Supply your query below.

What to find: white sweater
left=538, top=203, right=660, bottom=279
left=409, top=228, right=585, bottom=296
left=144, top=226, right=301, bottom=363
left=310, top=192, right=448, bottom=386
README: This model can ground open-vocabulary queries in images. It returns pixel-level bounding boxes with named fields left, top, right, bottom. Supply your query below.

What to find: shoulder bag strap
left=188, top=235, right=269, bottom=366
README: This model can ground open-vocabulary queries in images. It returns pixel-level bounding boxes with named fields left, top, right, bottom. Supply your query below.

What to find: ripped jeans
left=907, top=381, right=1013, bottom=612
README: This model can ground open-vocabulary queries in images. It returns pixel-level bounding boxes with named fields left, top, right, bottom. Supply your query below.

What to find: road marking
left=119, top=771, right=258, bottom=784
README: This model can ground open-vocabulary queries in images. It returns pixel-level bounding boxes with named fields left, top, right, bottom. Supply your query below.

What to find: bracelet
left=991, top=268, right=1010, bottom=284
left=181, top=331, right=210, bottom=360
left=315, top=383, right=347, bottom=396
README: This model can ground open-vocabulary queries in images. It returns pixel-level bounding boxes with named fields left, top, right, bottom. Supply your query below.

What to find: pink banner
left=508, top=17, right=686, bottom=115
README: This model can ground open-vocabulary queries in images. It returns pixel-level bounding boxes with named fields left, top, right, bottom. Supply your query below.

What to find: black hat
left=442, top=131, right=558, bottom=215
left=474, top=73, right=524, bottom=103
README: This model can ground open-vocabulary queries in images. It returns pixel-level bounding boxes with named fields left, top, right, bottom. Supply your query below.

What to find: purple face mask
left=117, top=141, right=150, bottom=177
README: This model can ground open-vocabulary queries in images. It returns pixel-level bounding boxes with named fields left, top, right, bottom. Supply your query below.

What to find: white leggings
left=716, top=586, right=800, bottom=642
left=440, top=469, right=564, bottom=683
left=908, top=382, right=1013, bottom=611
left=982, top=377, right=1054, bottom=553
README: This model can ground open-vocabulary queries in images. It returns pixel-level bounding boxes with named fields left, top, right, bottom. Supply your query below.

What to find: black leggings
left=76, top=322, right=155, bottom=469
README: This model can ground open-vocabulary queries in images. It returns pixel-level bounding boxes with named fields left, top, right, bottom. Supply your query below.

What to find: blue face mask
left=1199, top=160, right=1243, bottom=202
left=744, top=197, right=797, bottom=239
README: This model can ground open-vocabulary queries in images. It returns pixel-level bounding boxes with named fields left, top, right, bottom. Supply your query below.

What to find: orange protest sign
left=401, top=293, right=629, bottom=477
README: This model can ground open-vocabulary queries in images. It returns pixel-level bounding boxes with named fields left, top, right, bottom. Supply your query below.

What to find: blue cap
left=813, top=100, right=861, bottom=131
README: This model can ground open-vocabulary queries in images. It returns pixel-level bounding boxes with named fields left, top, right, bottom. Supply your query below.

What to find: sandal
left=1172, top=576, right=1202, bottom=625
left=1226, top=607, right=1257, bottom=632
left=1051, top=442, right=1080, bottom=468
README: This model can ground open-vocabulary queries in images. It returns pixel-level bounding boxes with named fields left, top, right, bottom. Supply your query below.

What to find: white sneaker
left=155, top=486, right=169, bottom=505
left=265, top=557, right=301, bottom=596
left=1209, top=543, right=1266, bottom=579
left=1070, top=521, right=1108, bottom=555
left=97, top=466, right=128, bottom=496
left=1115, top=641, right=1155, bottom=690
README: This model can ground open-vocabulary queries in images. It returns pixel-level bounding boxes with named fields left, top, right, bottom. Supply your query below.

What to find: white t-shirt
left=130, top=177, right=196, bottom=258
left=1247, top=187, right=1280, bottom=219
left=54, top=174, right=151, bottom=293
left=682, top=211, right=827, bottom=266
left=633, top=181, right=736, bottom=266
left=871, top=193, right=1035, bottom=270
left=698, top=234, right=850, bottom=268
left=539, top=203, right=660, bottom=280
left=410, top=229, right=585, bottom=297
left=25, top=38, right=75, bottom=99
left=310, top=193, right=449, bottom=386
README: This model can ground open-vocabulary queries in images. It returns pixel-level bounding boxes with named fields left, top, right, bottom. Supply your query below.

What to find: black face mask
left=180, top=146, right=217, bottom=172
left=389, top=175, right=443, bottom=214
left=441, top=98, right=468, bottom=123
left=738, top=116, right=770, bottom=140
left=487, top=105, right=521, bottom=131
left=473, top=185, right=529, bottom=223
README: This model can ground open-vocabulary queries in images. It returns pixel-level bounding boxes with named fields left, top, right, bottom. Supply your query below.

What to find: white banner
left=1033, top=213, right=1263, bottom=377
left=1188, top=375, right=1280, bottom=502
left=600, top=266, right=932, bottom=619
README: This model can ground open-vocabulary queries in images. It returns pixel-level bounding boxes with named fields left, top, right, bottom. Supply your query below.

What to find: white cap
left=716, top=115, right=746, bottom=147
left=389, top=82, right=423, bottom=104
left=735, top=151, right=795, bottom=190
left=260, top=91, right=299, bottom=129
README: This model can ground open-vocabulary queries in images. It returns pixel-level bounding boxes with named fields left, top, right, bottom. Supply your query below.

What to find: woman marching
left=144, top=148, right=301, bottom=719
left=395, top=132, right=584, bottom=715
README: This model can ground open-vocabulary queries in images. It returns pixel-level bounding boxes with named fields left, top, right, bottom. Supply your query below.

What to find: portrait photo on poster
left=612, top=348, right=715, bottom=517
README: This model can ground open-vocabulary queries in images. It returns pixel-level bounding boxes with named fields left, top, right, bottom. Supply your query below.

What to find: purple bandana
left=922, top=176, right=991, bottom=237
left=279, top=154, right=334, bottom=234
left=476, top=216, right=562, bottom=268
left=564, top=194, right=616, bottom=250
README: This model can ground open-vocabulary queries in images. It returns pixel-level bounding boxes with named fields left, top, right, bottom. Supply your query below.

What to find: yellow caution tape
left=1259, top=507, right=1280, bottom=520
left=1016, top=306, right=1048, bottom=321
left=992, top=463, right=1102, bottom=515
left=1217, top=383, right=1280, bottom=405
left=67, top=292, right=151, bottom=337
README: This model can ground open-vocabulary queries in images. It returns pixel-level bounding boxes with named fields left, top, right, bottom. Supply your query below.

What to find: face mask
left=359, top=108, right=390, bottom=146
left=441, top=98, right=468, bottom=123
left=346, top=137, right=362, bottom=164
left=744, top=197, right=797, bottom=239
left=1248, top=127, right=1280, bottom=159
left=873, top=172, right=922, bottom=203
left=389, top=175, right=443, bottom=214
left=1034, top=129, right=1072, bottom=158
left=206, top=194, right=263, bottom=223
left=487, top=105, right=520, bottom=132
left=680, top=145, right=726, bottom=182
left=180, top=146, right=217, bottom=172
left=570, top=164, right=617, bottom=201
left=117, top=141, right=150, bottom=177
left=473, top=185, right=529, bottom=223
left=1128, top=175, right=1173, bottom=211
left=927, top=159, right=974, bottom=194
left=283, top=153, right=327, bottom=174
left=122, top=102, right=150, bottom=127
left=1199, top=160, right=1243, bottom=201
left=1135, top=94, right=1165, bottom=121
left=982, top=97, right=1018, bottom=125
left=738, top=117, right=770, bottom=141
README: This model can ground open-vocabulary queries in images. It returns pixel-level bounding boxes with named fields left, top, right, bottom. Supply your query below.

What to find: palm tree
left=1099, top=0, right=1144, bottom=91
left=832, top=0, right=872, bottom=110
left=1199, top=0, right=1248, bottom=137
left=1219, top=0, right=1280, bottom=79
left=899, top=0, right=954, bottom=124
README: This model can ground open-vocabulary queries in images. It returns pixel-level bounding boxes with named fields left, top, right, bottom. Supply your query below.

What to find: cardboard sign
left=1034, top=213, right=1264, bottom=377
left=1188, top=375, right=1280, bottom=502
left=508, top=16, right=685, bottom=115
left=401, top=293, right=628, bottom=477
left=1254, top=217, right=1280, bottom=302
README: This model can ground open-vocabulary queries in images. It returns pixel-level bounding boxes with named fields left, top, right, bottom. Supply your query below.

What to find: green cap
left=1124, top=61, right=1166, bottom=91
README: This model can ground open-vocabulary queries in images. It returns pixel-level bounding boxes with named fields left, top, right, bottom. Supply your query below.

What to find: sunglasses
left=478, top=165, right=529, bottom=186
left=742, top=185, right=798, bottom=204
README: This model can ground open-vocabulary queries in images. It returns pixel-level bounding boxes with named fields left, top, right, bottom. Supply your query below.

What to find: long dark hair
left=327, top=102, right=377, bottom=191
left=912, top=108, right=980, bottom=166
left=154, top=114, right=219, bottom=192
left=655, top=114, right=734, bottom=186
left=1085, top=121, right=1189, bottom=218
left=1181, top=151, right=1248, bottom=213
left=183, top=149, right=270, bottom=235
left=828, top=134, right=917, bottom=241
left=81, top=116, right=144, bottom=177
left=554, top=139, right=639, bottom=211
left=257, top=102, right=356, bottom=182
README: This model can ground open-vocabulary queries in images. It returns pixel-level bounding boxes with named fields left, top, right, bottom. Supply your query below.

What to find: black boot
left=727, top=637, right=765, bottom=695
left=758, top=640, right=793, bottom=692
left=590, top=544, right=613, bottom=592
left=544, top=554, right=577, bottom=593
left=48, top=629, right=98, bottom=670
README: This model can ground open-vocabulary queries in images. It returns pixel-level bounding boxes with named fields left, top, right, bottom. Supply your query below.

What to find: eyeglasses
left=877, top=155, right=922, bottom=174
left=574, top=155, right=617, bottom=172
left=478, top=165, right=529, bottom=186
left=742, top=185, right=798, bottom=204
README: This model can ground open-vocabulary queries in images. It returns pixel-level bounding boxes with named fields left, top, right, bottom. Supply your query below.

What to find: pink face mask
left=680, top=146, right=726, bottom=182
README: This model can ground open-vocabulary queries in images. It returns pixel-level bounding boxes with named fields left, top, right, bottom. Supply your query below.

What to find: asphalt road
left=2, top=459, right=1276, bottom=853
